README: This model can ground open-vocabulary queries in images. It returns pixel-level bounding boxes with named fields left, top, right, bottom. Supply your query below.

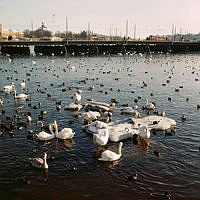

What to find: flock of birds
left=0, top=59, right=160, bottom=171
left=0, top=53, right=199, bottom=182
left=1, top=80, right=164, bottom=169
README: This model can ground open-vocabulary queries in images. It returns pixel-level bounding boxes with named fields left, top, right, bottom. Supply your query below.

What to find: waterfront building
left=0, top=24, right=24, bottom=40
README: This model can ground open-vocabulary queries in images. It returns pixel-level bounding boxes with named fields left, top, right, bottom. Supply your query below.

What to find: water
left=0, top=53, right=200, bottom=200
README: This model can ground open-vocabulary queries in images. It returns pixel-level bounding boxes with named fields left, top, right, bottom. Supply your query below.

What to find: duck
left=145, top=98, right=155, bottom=110
left=29, top=152, right=48, bottom=169
left=13, top=89, right=29, bottom=100
left=36, top=122, right=55, bottom=141
left=54, top=120, right=75, bottom=139
left=98, top=142, right=123, bottom=161
left=93, top=129, right=109, bottom=146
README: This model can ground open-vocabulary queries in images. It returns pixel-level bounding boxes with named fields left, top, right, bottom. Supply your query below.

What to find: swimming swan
left=54, top=120, right=75, bottom=139
left=13, top=90, right=29, bottom=100
left=20, top=80, right=26, bottom=88
left=138, top=125, right=151, bottom=139
left=3, top=82, right=15, bottom=92
left=93, top=129, right=109, bottom=146
left=98, top=142, right=123, bottom=161
left=29, top=152, right=48, bottom=169
left=36, top=122, right=55, bottom=141
left=73, top=90, right=82, bottom=104
left=145, top=98, right=155, bottom=110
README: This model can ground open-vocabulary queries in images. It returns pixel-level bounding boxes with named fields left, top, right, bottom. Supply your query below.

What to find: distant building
left=36, top=22, right=47, bottom=31
left=33, top=22, right=52, bottom=38
left=0, top=24, right=2, bottom=38
left=0, top=24, right=23, bottom=39
left=146, top=35, right=167, bottom=41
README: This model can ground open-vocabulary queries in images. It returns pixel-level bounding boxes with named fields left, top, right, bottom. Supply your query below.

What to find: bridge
left=0, top=40, right=199, bottom=55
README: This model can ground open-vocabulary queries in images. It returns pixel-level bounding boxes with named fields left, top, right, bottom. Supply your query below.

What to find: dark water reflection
left=0, top=53, right=200, bottom=199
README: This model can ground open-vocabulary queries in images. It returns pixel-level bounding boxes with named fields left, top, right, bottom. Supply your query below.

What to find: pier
left=0, top=40, right=200, bottom=55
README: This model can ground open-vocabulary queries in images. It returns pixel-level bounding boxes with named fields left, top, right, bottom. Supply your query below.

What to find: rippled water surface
left=0, top=53, right=200, bottom=200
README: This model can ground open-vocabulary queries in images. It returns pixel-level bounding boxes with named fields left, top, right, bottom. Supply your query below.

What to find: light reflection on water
left=0, top=53, right=200, bottom=199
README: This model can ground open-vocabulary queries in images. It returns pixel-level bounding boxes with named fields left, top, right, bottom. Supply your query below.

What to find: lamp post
left=66, top=17, right=68, bottom=44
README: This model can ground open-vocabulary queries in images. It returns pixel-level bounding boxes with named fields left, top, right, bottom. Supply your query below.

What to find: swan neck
left=43, top=154, right=48, bottom=169
left=49, top=124, right=54, bottom=135
left=93, top=134, right=97, bottom=144
left=118, top=143, right=122, bottom=155
left=55, top=122, right=58, bottom=136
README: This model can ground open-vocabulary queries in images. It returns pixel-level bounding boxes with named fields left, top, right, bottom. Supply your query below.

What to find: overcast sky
left=1, top=0, right=200, bottom=38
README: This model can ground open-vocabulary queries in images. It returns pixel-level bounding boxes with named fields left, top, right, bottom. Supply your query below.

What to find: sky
left=1, top=0, right=200, bottom=39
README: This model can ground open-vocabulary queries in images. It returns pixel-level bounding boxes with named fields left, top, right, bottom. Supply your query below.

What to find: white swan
left=36, top=122, right=55, bottom=141
left=3, top=82, right=15, bottom=92
left=13, top=90, right=29, bottom=100
left=54, top=120, right=75, bottom=139
left=36, top=131, right=55, bottom=141
left=32, top=60, right=36, bottom=65
left=73, top=90, right=82, bottom=104
left=93, top=129, right=109, bottom=146
left=138, top=124, right=151, bottom=139
left=20, top=80, right=26, bottom=88
left=145, top=98, right=155, bottom=110
left=121, top=106, right=140, bottom=117
left=64, top=103, right=83, bottom=111
left=82, top=111, right=101, bottom=123
left=29, top=152, right=48, bottom=169
left=98, top=142, right=123, bottom=161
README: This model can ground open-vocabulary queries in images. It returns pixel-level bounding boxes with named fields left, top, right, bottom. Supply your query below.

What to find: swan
left=73, top=90, right=82, bottom=104
left=82, top=111, right=101, bottom=123
left=93, top=129, right=109, bottom=146
left=64, top=103, right=83, bottom=111
left=29, top=152, right=48, bottom=169
left=20, top=80, right=26, bottom=88
left=84, top=120, right=108, bottom=134
left=121, top=106, right=140, bottom=117
left=145, top=98, right=155, bottom=110
left=36, top=122, right=55, bottom=141
left=27, top=115, right=32, bottom=122
left=138, top=124, right=151, bottom=139
left=32, top=60, right=36, bottom=65
left=54, top=120, right=75, bottom=139
left=13, top=90, right=29, bottom=100
left=3, top=82, right=15, bottom=92
left=98, top=142, right=123, bottom=161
